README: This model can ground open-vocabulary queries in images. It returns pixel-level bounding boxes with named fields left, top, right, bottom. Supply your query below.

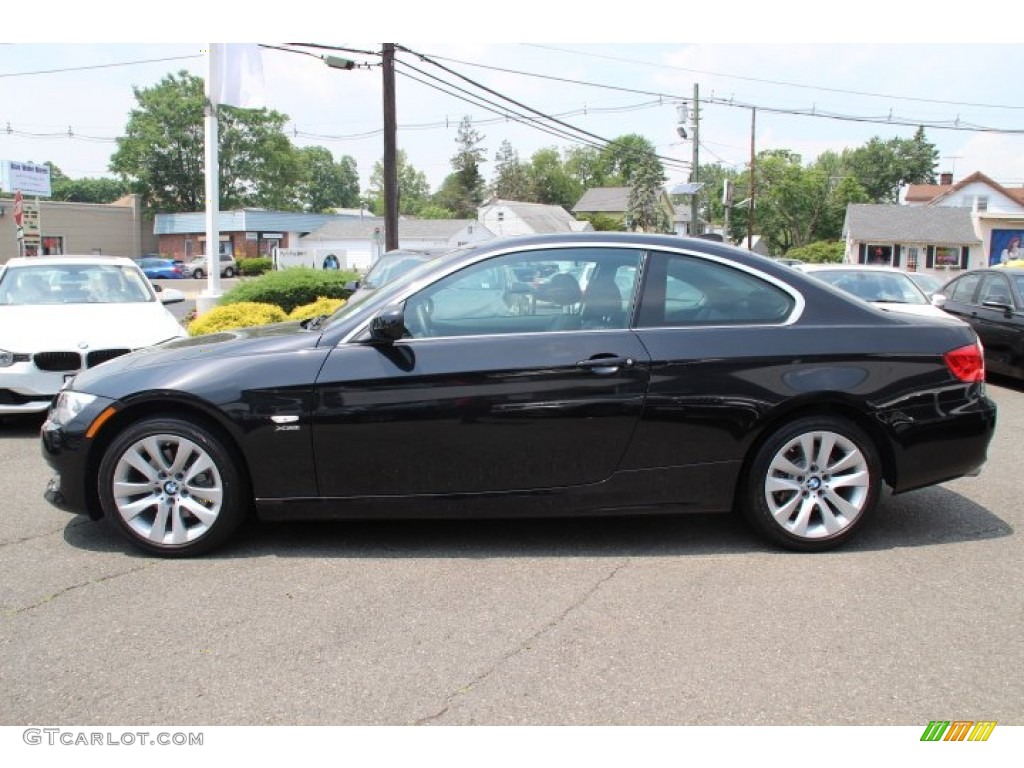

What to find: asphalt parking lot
left=1, top=379, right=1022, bottom=727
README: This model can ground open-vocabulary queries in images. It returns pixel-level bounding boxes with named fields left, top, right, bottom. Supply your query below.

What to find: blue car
left=136, top=257, right=184, bottom=280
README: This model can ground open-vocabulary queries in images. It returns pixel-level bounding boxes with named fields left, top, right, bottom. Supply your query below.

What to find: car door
left=973, top=273, right=1024, bottom=375
left=312, top=246, right=651, bottom=497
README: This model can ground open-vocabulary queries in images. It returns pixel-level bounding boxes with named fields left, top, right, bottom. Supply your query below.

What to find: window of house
left=935, top=246, right=960, bottom=268
left=866, top=245, right=893, bottom=266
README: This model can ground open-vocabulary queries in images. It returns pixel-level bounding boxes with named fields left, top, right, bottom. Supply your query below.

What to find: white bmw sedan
left=0, top=256, right=187, bottom=416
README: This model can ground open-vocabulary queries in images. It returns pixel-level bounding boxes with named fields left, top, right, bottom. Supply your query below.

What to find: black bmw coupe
left=41, top=233, right=997, bottom=556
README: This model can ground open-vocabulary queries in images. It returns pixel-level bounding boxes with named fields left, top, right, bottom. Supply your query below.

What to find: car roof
left=3, top=255, right=138, bottom=268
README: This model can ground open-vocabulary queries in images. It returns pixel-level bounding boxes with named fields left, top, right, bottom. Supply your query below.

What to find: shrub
left=218, top=267, right=357, bottom=313
left=188, top=301, right=288, bottom=336
left=785, top=241, right=844, bottom=264
left=289, top=296, right=347, bottom=321
left=239, top=257, right=272, bottom=276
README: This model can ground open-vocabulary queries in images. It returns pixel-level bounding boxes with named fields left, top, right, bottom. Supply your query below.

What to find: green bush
left=239, top=257, right=272, bottom=276
left=188, top=301, right=289, bottom=336
left=218, top=267, right=357, bottom=313
left=785, top=241, right=844, bottom=264
left=289, top=296, right=347, bottom=321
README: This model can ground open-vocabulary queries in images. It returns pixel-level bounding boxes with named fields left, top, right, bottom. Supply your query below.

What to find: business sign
left=989, top=228, right=1024, bottom=265
left=1, top=160, right=53, bottom=197
left=19, top=196, right=42, bottom=255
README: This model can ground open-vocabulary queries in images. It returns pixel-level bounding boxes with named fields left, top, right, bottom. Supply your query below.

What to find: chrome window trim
left=337, top=241, right=806, bottom=345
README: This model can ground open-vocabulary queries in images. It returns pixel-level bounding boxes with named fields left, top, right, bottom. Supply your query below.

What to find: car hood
left=71, top=319, right=321, bottom=383
left=0, top=304, right=186, bottom=351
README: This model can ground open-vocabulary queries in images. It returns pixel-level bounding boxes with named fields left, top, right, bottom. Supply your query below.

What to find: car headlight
left=49, top=391, right=98, bottom=427
left=0, top=349, right=14, bottom=367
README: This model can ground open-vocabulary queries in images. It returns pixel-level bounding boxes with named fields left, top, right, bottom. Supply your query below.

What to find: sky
left=3, top=3, right=1022, bottom=202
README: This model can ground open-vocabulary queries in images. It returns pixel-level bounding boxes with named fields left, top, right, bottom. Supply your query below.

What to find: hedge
left=217, top=267, right=357, bottom=313
left=188, top=302, right=289, bottom=336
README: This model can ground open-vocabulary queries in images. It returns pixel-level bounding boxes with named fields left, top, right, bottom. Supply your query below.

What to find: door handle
left=576, top=356, right=635, bottom=374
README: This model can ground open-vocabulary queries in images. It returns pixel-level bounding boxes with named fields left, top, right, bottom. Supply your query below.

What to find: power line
left=0, top=54, right=201, bottom=79
left=522, top=44, right=1024, bottom=112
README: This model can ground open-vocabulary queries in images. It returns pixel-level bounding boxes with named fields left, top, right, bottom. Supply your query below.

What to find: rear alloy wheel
left=98, top=417, right=248, bottom=556
left=743, top=416, right=880, bottom=551
left=223, top=267, right=235, bottom=278
left=191, top=268, right=204, bottom=280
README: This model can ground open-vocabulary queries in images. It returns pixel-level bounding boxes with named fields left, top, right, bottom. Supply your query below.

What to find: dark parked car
left=136, top=257, right=184, bottom=280
left=41, top=233, right=996, bottom=557
left=937, top=266, right=1024, bottom=379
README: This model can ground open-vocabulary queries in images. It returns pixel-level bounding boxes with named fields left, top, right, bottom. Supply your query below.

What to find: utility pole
left=382, top=43, right=398, bottom=252
left=747, top=107, right=756, bottom=250
left=690, top=83, right=700, bottom=236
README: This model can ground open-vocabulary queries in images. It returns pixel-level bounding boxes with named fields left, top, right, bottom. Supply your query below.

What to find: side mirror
left=369, top=305, right=406, bottom=344
left=930, top=293, right=947, bottom=308
left=159, top=287, right=186, bottom=305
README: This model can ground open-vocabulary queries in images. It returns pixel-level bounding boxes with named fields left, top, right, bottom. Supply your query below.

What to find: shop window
left=935, top=246, right=960, bottom=268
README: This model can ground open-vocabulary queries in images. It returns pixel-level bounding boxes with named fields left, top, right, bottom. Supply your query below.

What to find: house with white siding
left=902, top=171, right=1024, bottom=266
left=477, top=199, right=591, bottom=236
left=295, top=218, right=495, bottom=271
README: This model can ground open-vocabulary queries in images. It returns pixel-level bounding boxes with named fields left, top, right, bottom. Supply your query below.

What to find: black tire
left=223, top=267, right=235, bottom=278
left=741, top=416, right=881, bottom=552
left=97, top=416, right=249, bottom=557
left=191, top=268, right=204, bottom=280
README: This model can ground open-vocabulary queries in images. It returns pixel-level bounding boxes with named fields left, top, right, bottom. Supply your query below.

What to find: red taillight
left=944, top=341, right=986, bottom=382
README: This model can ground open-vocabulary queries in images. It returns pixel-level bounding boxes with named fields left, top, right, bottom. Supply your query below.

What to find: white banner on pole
left=209, top=44, right=265, bottom=110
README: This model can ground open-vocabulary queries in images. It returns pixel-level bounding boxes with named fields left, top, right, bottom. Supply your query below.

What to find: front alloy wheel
left=98, top=417, right=247, bottom=556
left=743, top=417, right=880, bottom=551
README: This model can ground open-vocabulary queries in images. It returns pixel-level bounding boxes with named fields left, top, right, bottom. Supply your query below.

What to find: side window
left=979, top=275, right=1014, bottom=306
left=636, top=251, right=794, bottom=327
left=403, top=247, right=641, bottom=338
left=949, top=273, right=982, bottom=304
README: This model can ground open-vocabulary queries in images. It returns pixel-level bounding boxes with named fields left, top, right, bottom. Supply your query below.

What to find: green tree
left=841, top=128, right=938, bottom=203
left=564, top=145, right=612, bottom=190
left=526, top=147, right=581, bottom=209
left=490, top=140, right=531, bottom=201
left=626, top=153, right=671, bottom=233
left=110, top=70, right=302, bottom=212
left=43, top=162, right=128, bottom=203
left=295, top=147, right=360, bottom=212
left=601, top=134, right=662, bottom=186
left=367, top=149, right=431, bottom=215
left=445, top=116, right=487, bottom=217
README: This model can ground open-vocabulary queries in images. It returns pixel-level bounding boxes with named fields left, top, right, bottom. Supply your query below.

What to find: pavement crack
left=414, top=559, right=631, bottom=725
left=4, top=560, right=161, bottom=617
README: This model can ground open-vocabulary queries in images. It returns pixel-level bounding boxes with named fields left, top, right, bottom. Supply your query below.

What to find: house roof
left=572, top=186, right=676, bottom=214
left=482, top=199, right=589, bottom=233
left=573, top=187, right=631, bottom=212
left=308, top=218, right=479, bottom=240
left=843, top=204, right=981, bottom=245
left=905, top=171, right=1024, bottom=206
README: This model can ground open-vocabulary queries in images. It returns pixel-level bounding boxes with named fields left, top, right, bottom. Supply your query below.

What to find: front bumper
left=0, top=363, right=65, bottom=415
left=40, top=394, right=118, bottom=518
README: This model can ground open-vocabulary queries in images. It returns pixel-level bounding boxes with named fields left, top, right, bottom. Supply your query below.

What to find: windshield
left=322, top=255, right=448, bottom=329
left=813, top=270, right=929, bottom=305
left=0, top=264, right=155, bottom=305
left=362, top=254, right=433, bottom=289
